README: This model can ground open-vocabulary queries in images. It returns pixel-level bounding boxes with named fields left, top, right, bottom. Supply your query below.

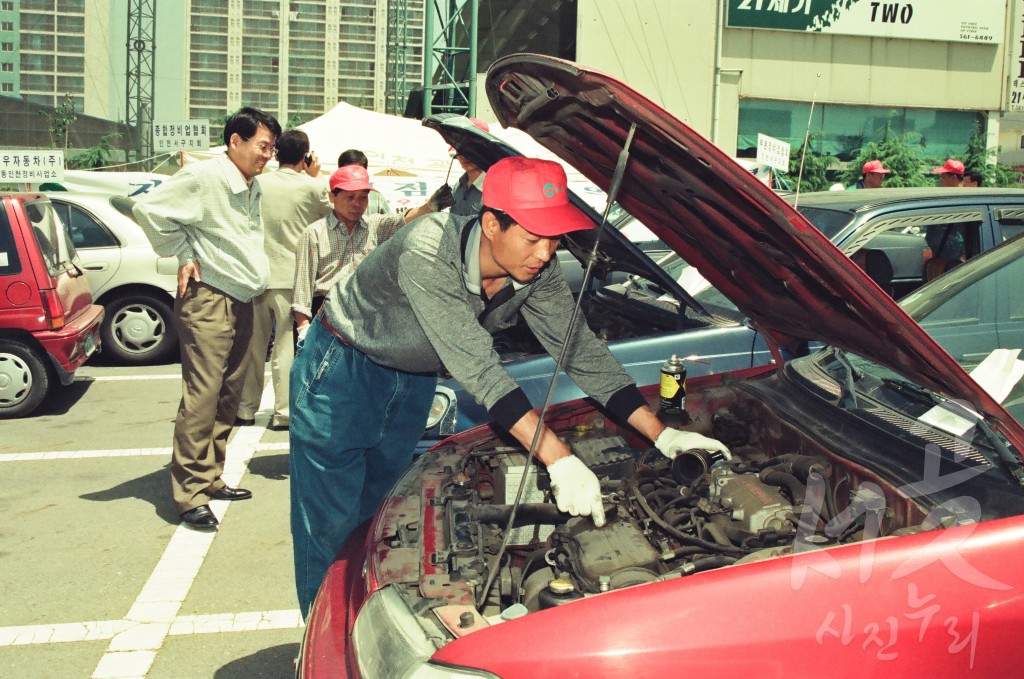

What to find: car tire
left=100, top=293, right=178, bottom=365
left=0, top=339, right=51, bottom=419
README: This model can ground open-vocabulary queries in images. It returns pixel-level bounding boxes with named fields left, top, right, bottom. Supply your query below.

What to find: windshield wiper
left=881, top=376, right=937, bottom=405
left=831, top=348, right=859, bottom=409
left=883, top=378, right=1024, bottom=486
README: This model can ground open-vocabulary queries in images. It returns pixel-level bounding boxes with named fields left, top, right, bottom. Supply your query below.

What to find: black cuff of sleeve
left=605, top=385, right=648, bottom=422
left=489, top=388, right=533, bottom=431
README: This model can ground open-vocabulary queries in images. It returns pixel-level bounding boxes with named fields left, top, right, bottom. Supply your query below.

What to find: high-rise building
left=0, top=0, right=108, bottom=115
left=185, top=0, right=425, bottom=128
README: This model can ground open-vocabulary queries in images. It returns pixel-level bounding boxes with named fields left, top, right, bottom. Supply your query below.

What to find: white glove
left=654, top=428, right=730, bottom=460
left=547, top=456, right=606, bottom=528
left=296, top=324, right=310, bottom=342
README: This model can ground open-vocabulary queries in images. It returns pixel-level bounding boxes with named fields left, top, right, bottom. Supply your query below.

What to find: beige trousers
left=171, top=281, right=253, bottom=513
left=237, top=287, right=293, bottom=426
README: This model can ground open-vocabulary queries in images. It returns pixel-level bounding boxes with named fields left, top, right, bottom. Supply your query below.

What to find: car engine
left=410, top=393, right=913, bottom=618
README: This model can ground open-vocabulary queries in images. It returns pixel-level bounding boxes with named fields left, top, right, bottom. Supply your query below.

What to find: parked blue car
left=419, top=115, right=1024, bottom=447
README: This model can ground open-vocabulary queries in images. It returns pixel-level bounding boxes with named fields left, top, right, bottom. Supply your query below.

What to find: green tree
left=40, top=95, right=78, bottom=151
left=843, top=113, right=931, bottom=188
left=68, top=133, right=121, bottom=170
left=962, top=122, right=1022, bottom=188
left=786, top=132, right=832, bottom=192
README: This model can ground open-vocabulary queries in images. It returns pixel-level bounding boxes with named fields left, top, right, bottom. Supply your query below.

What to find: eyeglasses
left=243, top=137, right=276, bottom=157
left=253, top=142, right=276, bottom=158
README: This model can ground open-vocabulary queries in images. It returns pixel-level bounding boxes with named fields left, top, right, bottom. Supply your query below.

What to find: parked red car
left=0, top=193, right=104, bottom=418
left=298, top=55, right=1024, bottom=678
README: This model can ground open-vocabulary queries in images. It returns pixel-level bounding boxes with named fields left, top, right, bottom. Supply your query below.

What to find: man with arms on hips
left=290, top=164, right=448, bottom=339
left=133, top=106, right=282, bottom=531
left=288, top=156, right=728, bottom=617
left=236, top=129, right=331, bottom=431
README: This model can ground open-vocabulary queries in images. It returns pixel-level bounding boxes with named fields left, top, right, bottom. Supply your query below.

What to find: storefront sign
left=1009, top=0, right=1024, bottom=113
left=727, top=0, right=1003, bottom=44
left=152, top=120, right=211, bottom=151
left=0, top=150, right=64, bottom=183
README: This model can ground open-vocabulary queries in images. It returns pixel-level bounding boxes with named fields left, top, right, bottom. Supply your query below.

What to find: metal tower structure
left=387, top=0, right=411, bottom=115
left=125, top=0, right=156, bottom=163
left=424, top=0, right=478, bottom=117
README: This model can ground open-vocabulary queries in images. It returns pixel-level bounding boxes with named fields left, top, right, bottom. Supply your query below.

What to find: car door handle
left=83, top=264, right=109, bottom=271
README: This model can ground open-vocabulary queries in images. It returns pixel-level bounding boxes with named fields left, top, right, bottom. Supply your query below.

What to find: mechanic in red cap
left=850, top=159, right=891, bottom=189
left=933, top=158, right=965, bottom=187
left=287, top=156, right=727, bottom=618
left=290, top=164, right=443, bottom=340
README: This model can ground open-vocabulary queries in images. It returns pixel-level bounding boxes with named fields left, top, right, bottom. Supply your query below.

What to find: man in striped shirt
left=290, top=164, right=443, bottom=338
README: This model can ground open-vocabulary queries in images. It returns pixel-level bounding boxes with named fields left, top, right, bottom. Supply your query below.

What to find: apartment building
left=186, top=0, right=425, bottom=127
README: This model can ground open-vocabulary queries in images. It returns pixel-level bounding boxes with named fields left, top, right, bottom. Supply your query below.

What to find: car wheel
left=0, top=339, right=51, bottom=418
left=101, top=293, right=178, bottom=365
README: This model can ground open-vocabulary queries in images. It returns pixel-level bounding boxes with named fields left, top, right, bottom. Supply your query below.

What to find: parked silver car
left=48, top=193, right=178, bottom=364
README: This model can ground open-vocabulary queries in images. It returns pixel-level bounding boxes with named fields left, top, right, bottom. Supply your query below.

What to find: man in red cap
left=290, top=164, right=440, bottom=339
left=933, top=158, right=965, bottom=187
left=287, top=156, right=727, bottom=617
left=850, top=159, right=891, bottom=189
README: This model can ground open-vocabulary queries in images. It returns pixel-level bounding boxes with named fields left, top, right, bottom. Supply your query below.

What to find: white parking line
left=89, top=417, right=269, bottom=678
left=0, top=610, right=302, bottom=647
left=3, top=382, right=296, bottom=678
left=0, top=442, right=288, bottom=463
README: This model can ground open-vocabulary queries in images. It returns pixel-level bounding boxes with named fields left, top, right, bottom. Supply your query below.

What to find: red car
left=0, top=193, right=104, bottom=418
left=299, top=55, right=1024, bottom=678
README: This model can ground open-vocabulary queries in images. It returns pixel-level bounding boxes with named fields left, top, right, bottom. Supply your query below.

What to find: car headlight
left=353, top=586, right=498, bottom=679
left=424, top=385, right=458, bottom=435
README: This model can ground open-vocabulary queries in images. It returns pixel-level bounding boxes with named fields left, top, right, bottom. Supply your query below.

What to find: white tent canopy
left=179, top=101, right=605, bottom=211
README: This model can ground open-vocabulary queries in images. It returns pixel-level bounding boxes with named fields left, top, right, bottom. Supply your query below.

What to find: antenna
left=794, top=72, right=821, bottom=208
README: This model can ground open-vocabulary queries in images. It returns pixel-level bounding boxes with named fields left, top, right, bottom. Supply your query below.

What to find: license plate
left=84, top=330, right=97, bottom=356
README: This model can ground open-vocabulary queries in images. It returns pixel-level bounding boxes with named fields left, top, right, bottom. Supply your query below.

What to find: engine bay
left=372, top=378, right=958, bottom=631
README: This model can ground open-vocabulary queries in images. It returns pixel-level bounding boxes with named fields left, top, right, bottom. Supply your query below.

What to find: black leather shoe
left=268, top=421, right=289, bottom=432
left=209, top=485, right=252, bottom=501
left=234, top=417, right=255, bottom=427
left=180, top=505, right=218, bottom=530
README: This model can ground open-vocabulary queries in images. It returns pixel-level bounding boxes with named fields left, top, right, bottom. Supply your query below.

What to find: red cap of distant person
left=482, top=157, right=593, bottom=237
left=932, top=158, right=965, bottom=175
left=329, top=164, right=375, bottom=192
left=862, top=160, right=891, bottom=175
left=449, top=118, right=491, bottom=154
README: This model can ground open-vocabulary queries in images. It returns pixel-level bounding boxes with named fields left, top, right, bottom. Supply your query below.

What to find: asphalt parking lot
left=0, top=357, right=300, bottom=679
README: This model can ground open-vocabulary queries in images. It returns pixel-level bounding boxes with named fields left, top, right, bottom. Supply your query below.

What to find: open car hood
left=422, top=114, right=711, bottom=318
left=484, top=54, right=1011, bottom=422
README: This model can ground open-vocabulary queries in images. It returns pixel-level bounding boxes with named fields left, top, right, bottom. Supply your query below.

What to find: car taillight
left=922, top=246, right=933, bottom=262
left=40, top=290, right=66, bottom=330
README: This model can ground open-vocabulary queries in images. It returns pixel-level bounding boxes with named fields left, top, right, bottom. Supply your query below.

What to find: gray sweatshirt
left=321, top=212, right=645, bottom=429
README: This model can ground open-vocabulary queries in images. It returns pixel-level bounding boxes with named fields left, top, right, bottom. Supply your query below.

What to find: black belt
left=316, top=309, right=350, bottom=346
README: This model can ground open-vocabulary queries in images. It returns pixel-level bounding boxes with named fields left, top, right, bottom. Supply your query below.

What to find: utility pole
left=424, top=0, right=478, bottom=118
left=126, top=0, right=156, bottom=164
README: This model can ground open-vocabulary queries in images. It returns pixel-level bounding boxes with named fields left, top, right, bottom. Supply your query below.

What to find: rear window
left=24, top=199, right=77, bottom=276
left=793, top=206, right=855, bottom=239
left=0, top=207, right=22, bottom=276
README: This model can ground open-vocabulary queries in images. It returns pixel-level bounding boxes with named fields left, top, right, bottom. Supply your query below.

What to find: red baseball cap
left=932, top=159, right=965, bottom=175
left=862, top=160, right=891, bottom=174
left=482, top=157, right=593, bottom=237
left=330, top=165, right=376, bottom=192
